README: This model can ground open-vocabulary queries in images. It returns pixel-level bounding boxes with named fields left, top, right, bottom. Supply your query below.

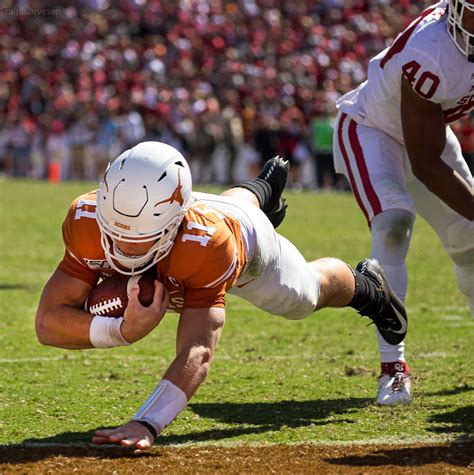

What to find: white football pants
left=194, top=192, right=321, bottom=319
left=334, top=112, right=474, bottom=316
left=334, top=111, right=474, bottom=360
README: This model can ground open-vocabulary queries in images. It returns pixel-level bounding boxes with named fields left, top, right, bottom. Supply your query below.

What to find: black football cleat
left=266, top=197, right=287, bottom=229
left=355, top=258, right=408, bottom=345
left=258, top=155, right=290, bottom=228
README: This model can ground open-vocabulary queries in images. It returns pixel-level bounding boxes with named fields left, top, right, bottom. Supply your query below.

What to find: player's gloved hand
left=92, top=421, right=155, bottom=449
left=121, top=279, right=169, bottom=343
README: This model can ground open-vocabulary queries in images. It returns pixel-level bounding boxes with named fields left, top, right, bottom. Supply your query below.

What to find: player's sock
left=238, top=178, right=273, bottom=213
left=377, top=331, right=405, bottom=362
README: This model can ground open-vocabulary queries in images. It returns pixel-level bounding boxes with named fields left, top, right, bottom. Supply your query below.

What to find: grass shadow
left=159, top=397, right=371, bottom=444
left=425, top=384, right=474, bottom=398
left=189, top=397, right=371, bottom=426
left=421, top=386, right=474, bottom=441
left=0, top=283, right=33, bottom=291
left=2, top=397, right=371, bottom=464
left=325, top=441, right=474, bottom=468
left=427, top=405, right=474, bottom=441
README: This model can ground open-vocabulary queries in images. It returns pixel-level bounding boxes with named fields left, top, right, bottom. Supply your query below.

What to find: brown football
left=85, top=273, right=156, bottom=317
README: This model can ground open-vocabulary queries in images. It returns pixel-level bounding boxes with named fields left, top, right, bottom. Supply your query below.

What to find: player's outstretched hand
left=92, top=421, right=155, bottom=449
left=121, top=279, right=169, bottom=343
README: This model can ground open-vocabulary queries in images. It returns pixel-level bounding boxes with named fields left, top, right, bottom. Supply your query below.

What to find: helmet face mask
left=447, top=0, right=474, bottom=62
left=96, top=141, right=193, bottom=275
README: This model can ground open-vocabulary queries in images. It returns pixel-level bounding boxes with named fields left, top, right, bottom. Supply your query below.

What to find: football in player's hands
left=85, top=274, right=156, bottom=317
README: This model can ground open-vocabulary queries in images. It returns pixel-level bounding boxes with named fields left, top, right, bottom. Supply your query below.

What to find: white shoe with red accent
left=376, top=361, right=411, bottom=405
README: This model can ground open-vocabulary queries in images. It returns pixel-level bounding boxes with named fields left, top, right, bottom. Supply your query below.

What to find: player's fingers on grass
left=108, top=431, right=126, bottom=442
left=136, top=438, right=152, bottom=450
left=120, top=437, right=140, bottom=447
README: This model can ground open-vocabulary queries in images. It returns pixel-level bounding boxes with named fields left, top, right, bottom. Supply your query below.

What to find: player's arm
left=35, top=269, right=95, bottom=349
left=36, top=269, right=168, bottom=350
left=92, top=306, right=225, bottom=449
left=164, top=306, right=225, bottom=397
left=401, top=76, right=474, bottom=221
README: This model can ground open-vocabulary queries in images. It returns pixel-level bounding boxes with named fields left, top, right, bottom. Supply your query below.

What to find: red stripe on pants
left=337, top=113, right=370, bottom=224
left=348, top=119, right=382, bottom=219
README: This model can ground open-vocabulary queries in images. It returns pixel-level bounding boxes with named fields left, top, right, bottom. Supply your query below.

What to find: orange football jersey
left=58, top=191, right=248, bottom=312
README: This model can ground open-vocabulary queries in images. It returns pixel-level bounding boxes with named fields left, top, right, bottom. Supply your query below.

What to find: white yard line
left=0, top=355, right=79, bottom=363
left=0, top=353, right=375, bottom=363
left=0, top=351, right=464, bottom=364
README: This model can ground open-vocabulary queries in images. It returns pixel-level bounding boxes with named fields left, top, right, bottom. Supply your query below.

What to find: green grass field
left=0, top=179, right=472, bottom=447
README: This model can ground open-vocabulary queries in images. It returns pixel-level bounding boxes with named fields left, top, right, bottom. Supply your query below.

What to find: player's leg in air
left=223, top=200, right=408, bottom=347
left=222, top=155, right=290, bottom=228
left=333, top=113, right=414, bottom=405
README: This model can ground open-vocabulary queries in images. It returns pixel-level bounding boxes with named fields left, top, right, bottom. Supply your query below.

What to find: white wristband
left=132, top=379, right=188, bottom=435
left=89, top=316, right=130, bottom=348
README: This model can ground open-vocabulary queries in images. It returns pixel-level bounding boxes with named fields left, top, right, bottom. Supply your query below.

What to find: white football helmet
left=447, top=0, right=474, bottom=62
left=96, top=141, right=192, bottom=275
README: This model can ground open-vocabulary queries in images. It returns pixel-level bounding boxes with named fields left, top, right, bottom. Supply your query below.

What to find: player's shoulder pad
left=62, top=190, right=101, bottom=258
left=167, top=204, right=238, bottom=287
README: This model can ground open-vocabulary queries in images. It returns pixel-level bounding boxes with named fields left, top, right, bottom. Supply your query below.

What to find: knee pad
left=371, top=210, right=415, bottom=264
left=446, top=220, right=474, bottom=263
left=372, top=209, right=415, bottom=247
left=445, top=219, right=474, bottom=317
left=454, top=262, right=474, bottom=317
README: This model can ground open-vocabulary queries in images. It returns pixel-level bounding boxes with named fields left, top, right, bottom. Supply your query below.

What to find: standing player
left=333, top=0, right=474, bottom=404
left=36, top=141, right=407, bottom=449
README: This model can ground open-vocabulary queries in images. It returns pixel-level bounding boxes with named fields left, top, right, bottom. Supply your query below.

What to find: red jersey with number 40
left=337, top=1, right=474, bottom=144
left=58, top=191, right=248, bottom=313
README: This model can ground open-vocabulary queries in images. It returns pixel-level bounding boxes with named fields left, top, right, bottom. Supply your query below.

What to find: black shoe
left=267, top=197, right=287, bottom=228
left=258, top=156, right=290, bottom=228
left=355, top=258, right=408, bottom=345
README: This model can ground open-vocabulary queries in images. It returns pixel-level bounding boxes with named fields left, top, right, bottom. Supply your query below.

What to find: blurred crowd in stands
left=1, top=0, right=473, bottom=188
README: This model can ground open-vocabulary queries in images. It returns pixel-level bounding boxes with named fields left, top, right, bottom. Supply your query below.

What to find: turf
left=0, top=179, right=472, bottom=447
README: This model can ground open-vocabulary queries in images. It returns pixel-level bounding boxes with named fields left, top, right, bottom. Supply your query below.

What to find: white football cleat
left=376, top=361, right=411, bottom=405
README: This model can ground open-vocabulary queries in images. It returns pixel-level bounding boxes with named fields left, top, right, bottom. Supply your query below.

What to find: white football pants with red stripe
left=333, top=111, right=474, bottom=322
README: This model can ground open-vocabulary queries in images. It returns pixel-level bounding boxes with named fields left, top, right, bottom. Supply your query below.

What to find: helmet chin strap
left=98, top=210, right=186, bottom=276
left=98, top=231, right=155, bottom=276
left=111, top=242, right=154, bottom=273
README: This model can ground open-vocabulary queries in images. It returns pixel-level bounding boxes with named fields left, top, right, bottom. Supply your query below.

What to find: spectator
left=0, top=0, right=432, bottom=182
left=0, top=114, right=12, bottom=174
left=310, top=104, right=338, bottom=189
left=253, top=116, right=278, bottom=174
left=9, top=115, right=33, bottom=177
left=119, top=103, right=146, bottom=150
left=67, top=112, right=94, bottom=180
left=92, top=109, right=121, bottom=181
